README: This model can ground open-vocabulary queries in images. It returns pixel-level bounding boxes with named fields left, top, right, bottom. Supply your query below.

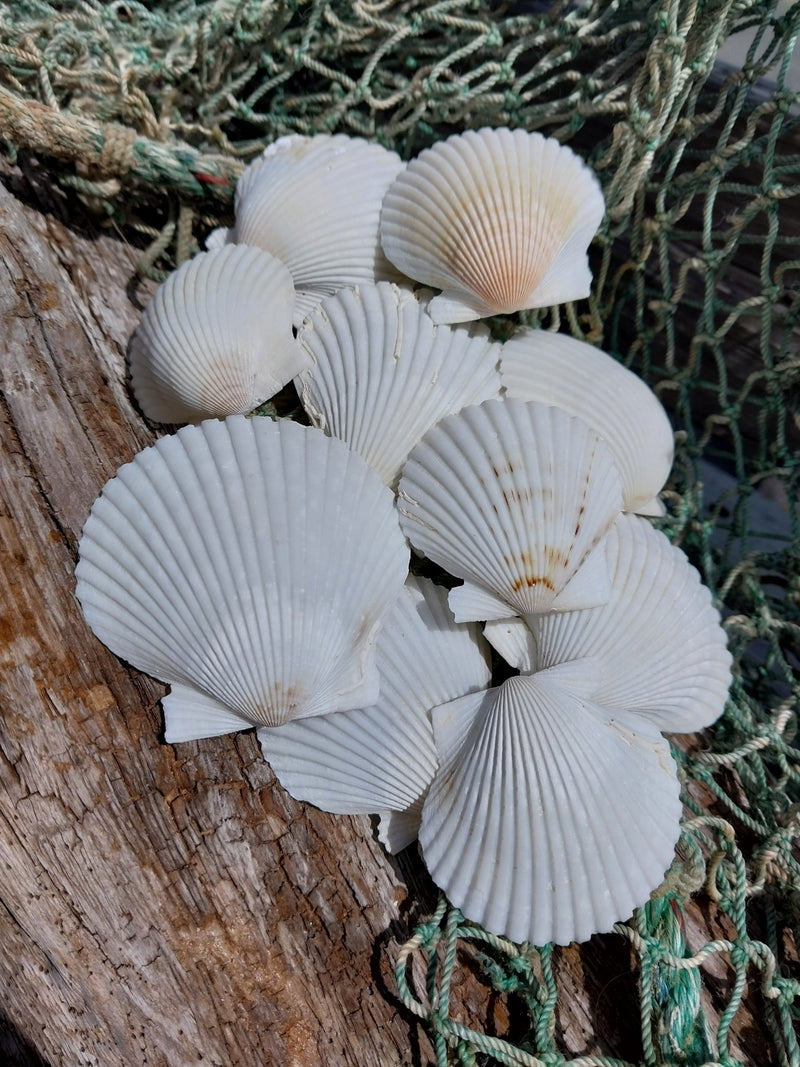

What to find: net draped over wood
left=1, top=1, right=798, bottom=1064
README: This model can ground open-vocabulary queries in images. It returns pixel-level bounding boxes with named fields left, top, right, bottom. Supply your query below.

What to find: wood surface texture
left=0, top=163, right=774, bottom=1067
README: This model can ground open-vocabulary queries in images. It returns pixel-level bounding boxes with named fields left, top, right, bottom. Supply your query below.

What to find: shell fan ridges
left=296, top=283, right=502, bottom=485
left=420, top=671, right=683, bottom=946
left=500, top=330, right=674, bottom=515
left=380, top=127, right=605, bottom=323
left=258, top=575, right=491, bottom=819
left=398, top=398, right=623, bottom=620
left=532, top=513, right=732, bottom=733
left=129, top=245, right=305, bottom=424
left=233, top=134, right=406, bottom=325
left=75, top=417, right=409, bottom=734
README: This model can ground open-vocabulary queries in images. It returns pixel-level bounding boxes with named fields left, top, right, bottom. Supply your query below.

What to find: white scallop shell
left=398, top=398, right=623, bottom=620
left=420, top=669, right=682, bottom=946
left=500, top=330, right=674, bottom=514
left=296, top=283, right=502, bottom=485
left=532, top=513, right=732, bottom=733
left=257, top=575, right=491, bottom=818
left=129, top=245, right=306, bottom=423
left=233, top=134, right=405, bottom=325
left=380, top=128, right=605, bottom=324
left=76, top=417, right=409, bottom=736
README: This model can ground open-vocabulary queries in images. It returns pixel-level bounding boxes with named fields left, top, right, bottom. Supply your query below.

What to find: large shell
left=233, top=134, right=405, bottom=325
left=500, top=330, right=674, bottom=515
left=76, top=417, right=409, bottom=737
left=295, top=283, right=502, bottom=485
left=129, top=245, right=306, bottom=423
left=398, top=398, right=623, bottom=621
left=532, top=514, right=732, bottom=732
left=258, top=575, right=491, bottom=836
left=420, top=669, right=682, bottom=946
left=380, top=128, right=605, bottom=324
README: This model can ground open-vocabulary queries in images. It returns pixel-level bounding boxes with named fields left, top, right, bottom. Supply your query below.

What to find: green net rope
left=2, top=1, right=798, bottom=1063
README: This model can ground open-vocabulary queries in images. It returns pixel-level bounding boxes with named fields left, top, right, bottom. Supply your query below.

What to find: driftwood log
left=0, top=163, right=773, bottom=1067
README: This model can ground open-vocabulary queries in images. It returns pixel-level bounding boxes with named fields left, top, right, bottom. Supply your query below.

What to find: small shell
left=377, top=802, right=424, bottom=855
left=482, top=616, right=536, bottom=673
left=398, top=398, right=623, bottom=620
left=296, top=283, right=501, bottom=485
left=233, top=134, right=405, bottom=325
left=380, top=128, right=605, bottom=323
left=76, top=417, right=409, bottom=736
left=204, top=226, right=231, bottom=251
left=532, top=514, right=732, bottom=733
left=420, top=669, right=682, bottom=945
left=258, top=575, right=491, bottom=819
left=129, top=245, right=306, bottom=423
left=500, top=330, right=674, bottom=514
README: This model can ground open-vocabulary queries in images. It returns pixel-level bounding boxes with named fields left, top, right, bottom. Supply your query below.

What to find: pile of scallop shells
left=76, top=128, right=733, bottom=947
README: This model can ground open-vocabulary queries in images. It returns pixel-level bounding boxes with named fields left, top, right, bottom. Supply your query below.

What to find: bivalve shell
left=234, top=134, right=405, bottom=324
left=420, top=669, right=682, bottom=945
left=500, top=330, right=674, bottom=514
left=129, top=245, right=306, bottom=423
left=76, top=417, right=409, bottom=737
left=296, top=283, right=501, bottom=485
left=258, top=575, right=491, bottom=842
left=380, top=128, right=605, bottom=323
left=398, top=398, right=623, bottom=620
left=532, top=513, right=732, bottom=732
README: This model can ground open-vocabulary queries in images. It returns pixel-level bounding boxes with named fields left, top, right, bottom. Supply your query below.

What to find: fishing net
left=2, top=0, right=798, bottom=1063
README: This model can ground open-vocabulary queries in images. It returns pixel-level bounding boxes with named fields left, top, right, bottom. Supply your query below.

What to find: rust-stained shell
left=397, top=398, right=623, bottom=621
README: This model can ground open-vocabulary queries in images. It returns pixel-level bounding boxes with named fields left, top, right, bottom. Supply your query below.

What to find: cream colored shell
left=380, top=127, right=605, bottom=323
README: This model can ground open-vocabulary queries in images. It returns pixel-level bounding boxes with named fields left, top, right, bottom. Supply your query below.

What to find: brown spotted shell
left=397, top=398, right=623, bottom=621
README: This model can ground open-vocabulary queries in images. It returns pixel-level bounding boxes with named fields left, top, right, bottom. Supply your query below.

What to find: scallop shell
left=380, top=128, right=605, bottom=324
left=233, top=134, right=405, bottom=325
left=420, top=669, right=682, bottom=946
left=129, top=245, right=306, bottom=424
left=500, top=330, right=674, bottom=514
left=295, top=283, right=502, bottom=485
left=258, top=575, right=491, bottom=818
left=531, top=514, right=732, bottom=733
left=76, top=417, right=409, bottom=737
left=398, top=398, right=623, bottom=620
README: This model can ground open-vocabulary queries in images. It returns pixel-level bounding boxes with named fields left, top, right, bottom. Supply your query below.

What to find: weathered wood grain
left=0, top=169, right=442, bottom=1067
